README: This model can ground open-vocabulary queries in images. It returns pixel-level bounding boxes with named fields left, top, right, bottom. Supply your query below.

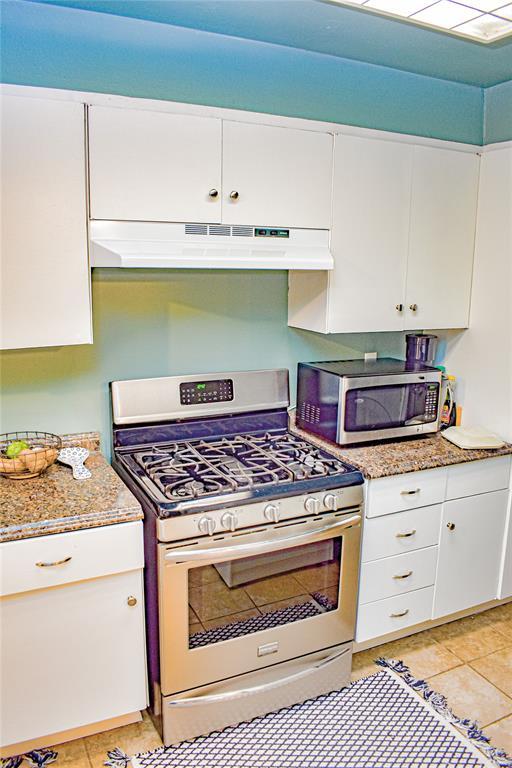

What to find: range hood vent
left=89, top=221, right=333, bottom=270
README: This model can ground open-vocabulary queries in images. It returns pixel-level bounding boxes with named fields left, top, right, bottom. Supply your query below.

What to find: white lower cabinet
left=357, top=457, right=512, bottom=646
left=433, top=490, right=509, bottom=619
left=0, top=523, right=147, bottom=748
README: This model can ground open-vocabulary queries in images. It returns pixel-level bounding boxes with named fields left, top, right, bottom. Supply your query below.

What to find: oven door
left=158, top=510, right=361, bottom=695
left=338, top=372, right=441, bottom=443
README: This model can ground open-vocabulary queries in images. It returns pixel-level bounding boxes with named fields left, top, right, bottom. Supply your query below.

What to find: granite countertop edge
left=288, top=412, right=512, bottom=480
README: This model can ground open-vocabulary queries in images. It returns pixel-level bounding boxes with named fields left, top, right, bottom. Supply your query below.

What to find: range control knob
left=304, top=496, right=321, bottom=514
left=323, top=493, right=338, bottom=511
left=221, top=512, right=238, bottom=532
left=198, top=516, right=216, bottom=536
left=264, top=504, right=280, bottom=523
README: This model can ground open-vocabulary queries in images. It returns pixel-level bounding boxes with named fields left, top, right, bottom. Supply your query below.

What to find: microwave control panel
left=425, top=383, right=439, bottom=420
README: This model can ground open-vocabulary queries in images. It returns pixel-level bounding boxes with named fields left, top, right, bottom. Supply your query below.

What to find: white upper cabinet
left=405, top=146, right=479, bottom=330
left=327, top=136, right=412, bottom=333
left=88, top=106, right=222, bottom=223
left=1, top=95, right=92, bottom=350
left=288, top=134, right=479, bottom=334
left=88, top=108, right=333, bottom=229
left=222, top=121, right=333, bottom=229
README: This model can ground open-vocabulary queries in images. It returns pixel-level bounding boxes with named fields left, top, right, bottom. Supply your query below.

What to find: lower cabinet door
left=433, top=490, right=509, bottom=619
left=0, top=570, right=147, bottom=747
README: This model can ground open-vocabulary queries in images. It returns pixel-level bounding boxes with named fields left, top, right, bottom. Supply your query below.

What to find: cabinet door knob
left=409, top=304, right=418, bottom=312
left=127, top=595, right=137, bottom=606
left=208, top=189, right=219, bottom=199
left=447, top=522, right=456, bottom=531
left=395, top=304, right=403, bottom=312
left=229, top=190, right=239, bottom=200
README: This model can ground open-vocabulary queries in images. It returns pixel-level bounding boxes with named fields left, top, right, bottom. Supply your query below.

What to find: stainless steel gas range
left=111, top=369, right=364, bottom=745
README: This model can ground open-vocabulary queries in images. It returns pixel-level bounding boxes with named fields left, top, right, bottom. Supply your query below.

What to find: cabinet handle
left=127, top=596, right=138, bottom=607
left=395, top=304, right=403, bottom=312
left=390, top=609, right=409, bottom=618
left=447, top=522, right=456, bottom=531
left=393, top=570, right=413, bottom=580
left=409, top=304, right=418, bottom=312
left=208, top=189, right=219, bottom=199
left=36, top=556, right=72, bottom=568
left=396, top=529, right=416, bottom=538
left=400, top=488, right=420, bottom=496
left=229, top=190, right=239, bottom=200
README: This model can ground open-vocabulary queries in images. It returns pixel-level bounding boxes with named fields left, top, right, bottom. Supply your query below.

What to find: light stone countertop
left=289, top=412, right=512, bottom=479
left=0, top=433, right=142, bottom=543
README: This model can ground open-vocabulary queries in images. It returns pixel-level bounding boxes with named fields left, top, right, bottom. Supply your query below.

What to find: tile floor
left=45, top=602, right=512, bottom=767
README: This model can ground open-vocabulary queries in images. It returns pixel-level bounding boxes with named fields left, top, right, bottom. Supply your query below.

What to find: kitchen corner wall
left=484, top=80, right=512, bottom=144
left=0, top=0, right=502, bottom=452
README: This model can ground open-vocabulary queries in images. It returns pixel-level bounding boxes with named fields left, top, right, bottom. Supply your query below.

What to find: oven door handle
left=166, top=647, right=349, bottom=708
left=164, top=514, right=361, bottom=564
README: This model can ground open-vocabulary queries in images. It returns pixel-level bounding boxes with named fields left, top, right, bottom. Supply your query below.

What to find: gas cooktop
left=116, top=428, right=362, bottom=516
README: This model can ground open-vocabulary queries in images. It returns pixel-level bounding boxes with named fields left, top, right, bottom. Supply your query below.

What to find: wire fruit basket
left=0, top=431, right=62, bottom=479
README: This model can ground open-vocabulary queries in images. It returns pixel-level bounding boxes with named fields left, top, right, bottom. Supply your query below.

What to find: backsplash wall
left=0, top=270, right=406, bottom=454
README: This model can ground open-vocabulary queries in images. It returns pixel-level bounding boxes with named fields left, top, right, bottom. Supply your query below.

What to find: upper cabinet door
left=1, top=95, right=91, bottom=350
left=222, top=121, right=333, bottom=229
left=327, top=135, right=412, bottom=333
left=405, top=146, right=479, bottom=330
left=88, top=106, right=222, bottom=223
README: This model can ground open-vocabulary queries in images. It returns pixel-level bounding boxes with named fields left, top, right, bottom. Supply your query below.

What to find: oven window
left=187, top=538, right=341, bottom=649
left=344, top=382, right=438, bottom=432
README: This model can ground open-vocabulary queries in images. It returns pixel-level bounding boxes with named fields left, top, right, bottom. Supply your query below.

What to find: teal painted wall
left=484, top=80, right=512, bottom=144
left=0, top=1, right=487, bottom=453
left=1, top=0, right=483, bottom=143
left=0, top=271, right=406, bottom=455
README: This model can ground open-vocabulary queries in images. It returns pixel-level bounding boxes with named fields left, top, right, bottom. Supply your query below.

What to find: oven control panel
left=180, top=378, right=234, bottom=406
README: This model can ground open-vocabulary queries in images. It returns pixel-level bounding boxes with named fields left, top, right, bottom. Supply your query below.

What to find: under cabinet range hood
left=89, top=221, right=333, bottom=270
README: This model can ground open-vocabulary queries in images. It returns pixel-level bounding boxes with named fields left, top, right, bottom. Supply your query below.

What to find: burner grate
left=134, top=432, right=347, bottom=502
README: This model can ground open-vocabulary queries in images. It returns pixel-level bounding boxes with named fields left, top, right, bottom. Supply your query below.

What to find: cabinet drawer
left=356, top=586, right=434, bottom=643
left=362, top=504, right=441, bottom=562
left=366, top=468, right=447, bottom=518
left=359, top=547, right=438, bottom=604
left=446, top=456, right=511, bottom=501
left=0, top=522, right=143, bottom=597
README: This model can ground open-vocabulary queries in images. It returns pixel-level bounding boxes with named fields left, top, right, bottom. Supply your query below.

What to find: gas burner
left=133, top=431, right=348, bottom=503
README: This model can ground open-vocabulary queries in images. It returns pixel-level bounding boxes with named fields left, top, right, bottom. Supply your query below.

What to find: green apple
left=5, top=440, right=30, bottom=459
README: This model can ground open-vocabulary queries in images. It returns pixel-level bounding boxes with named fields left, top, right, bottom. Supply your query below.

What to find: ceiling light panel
left=412, top=1, right=480, bottom=28
left=495, top=3, right=512, bottom=19
left=364, top=0, right=430, bottom=15
left=455, top=11, right=512, bottom=34
left=326, top=0, right=512, bottom=41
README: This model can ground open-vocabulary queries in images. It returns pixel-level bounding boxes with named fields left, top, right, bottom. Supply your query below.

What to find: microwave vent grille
left=300, top=402, right=320, bottom=425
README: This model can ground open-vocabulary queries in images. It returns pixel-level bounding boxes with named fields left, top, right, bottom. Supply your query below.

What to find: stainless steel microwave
left=297, top=358, right=442, bottom=445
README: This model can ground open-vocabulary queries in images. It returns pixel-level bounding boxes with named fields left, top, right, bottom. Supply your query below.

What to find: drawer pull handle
left=400, top=488, right=421, bottom=496
left=396, top=529, right=417, bottom=538
left=36, top=556, right=72, bottom=568
left=390, top=609, right=409, bottom=618
left=393, top=570, right=413, bottom=580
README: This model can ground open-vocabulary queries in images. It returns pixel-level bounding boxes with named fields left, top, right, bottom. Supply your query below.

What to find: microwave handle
left=166, top=646, right=349, bottom=708
left=164, top=514, right=361, bottom=565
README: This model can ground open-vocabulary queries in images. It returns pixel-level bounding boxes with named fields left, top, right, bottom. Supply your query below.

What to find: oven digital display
left=180, top=379, right=234, bottom=405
